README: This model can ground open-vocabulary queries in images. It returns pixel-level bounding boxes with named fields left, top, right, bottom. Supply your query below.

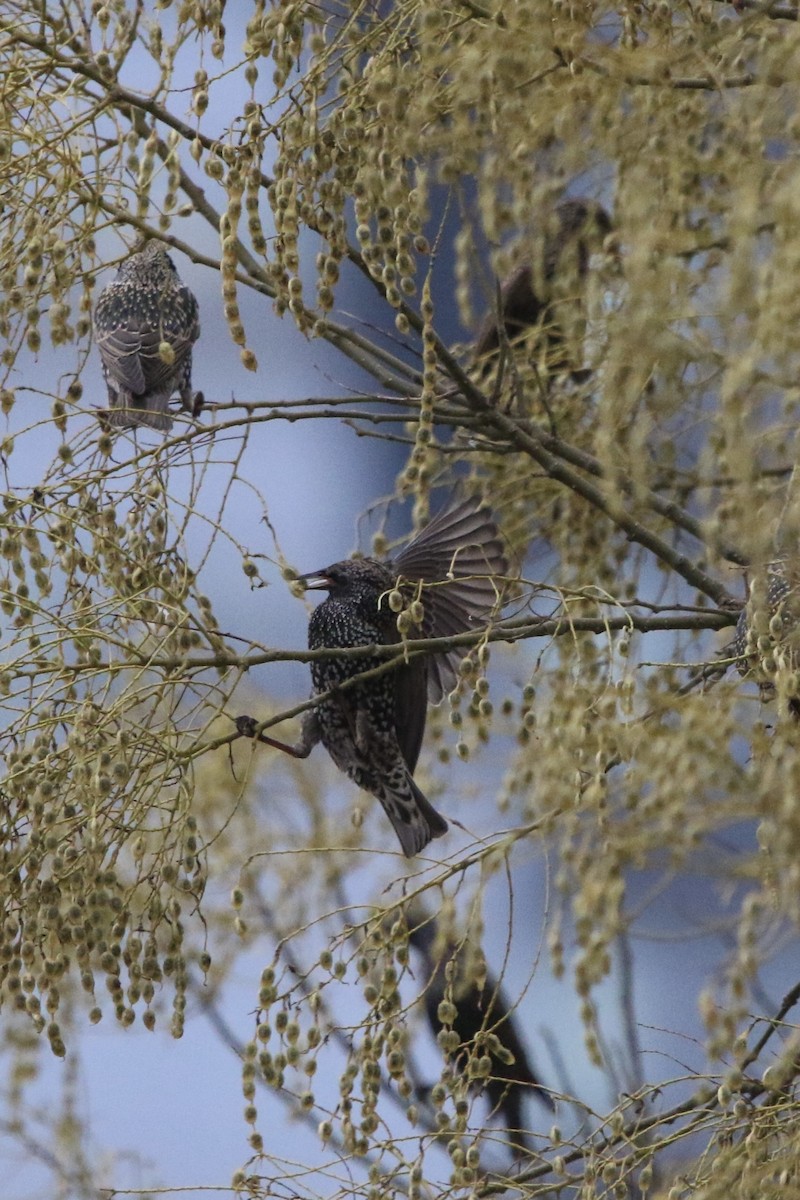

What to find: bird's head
left=302, top=557, right=393, bottom=602
left=117, top=240, right=179, bottom=282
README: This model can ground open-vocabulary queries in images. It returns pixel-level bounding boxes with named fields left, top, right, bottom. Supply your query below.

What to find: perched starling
left=734, top=563, right=800, bottom=716
left=236, top=496, right=508, bottom=856
left=471, top=198, right=614, bottom=385
left=93, top=240, right=201, bottom=431
left=408, top=909, right=554, bottom=1156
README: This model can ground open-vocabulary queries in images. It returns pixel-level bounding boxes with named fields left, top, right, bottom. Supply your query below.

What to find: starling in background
left=408, top=909, right=554, bottom=1156
left=93, top=240, right=201, bottom=432
left=236, top=495, right=508, bottom=857
left=734, top=563, right=800, bottom=717
left=471, top=198, right=614, bottom=386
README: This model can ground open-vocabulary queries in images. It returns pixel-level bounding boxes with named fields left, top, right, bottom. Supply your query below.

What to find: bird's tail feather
left=378, top=774, right=448, bottom=858
left=106, top=393, right=173, bottom=431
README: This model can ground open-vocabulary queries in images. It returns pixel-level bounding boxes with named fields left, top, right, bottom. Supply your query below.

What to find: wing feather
left=392, top=497, right=508, bottom=701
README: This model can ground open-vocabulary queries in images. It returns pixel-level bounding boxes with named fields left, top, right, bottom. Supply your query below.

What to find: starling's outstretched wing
left=392, top=497, right=509, bottom=702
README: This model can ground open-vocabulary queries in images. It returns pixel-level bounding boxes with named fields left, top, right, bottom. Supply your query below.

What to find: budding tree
left=1, top=1, right=800, bottom=1196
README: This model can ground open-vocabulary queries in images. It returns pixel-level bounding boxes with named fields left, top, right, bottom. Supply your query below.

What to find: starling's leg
left=179, top=383, right=204, bottom=417
left=234, top=711, right=318, bottom=758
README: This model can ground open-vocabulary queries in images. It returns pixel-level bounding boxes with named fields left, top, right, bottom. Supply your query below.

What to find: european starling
left=408, top=909, right=554, bottom=1156
left=236, top=495, right=508, bottom=857
left=734, top=563, right=800, bottom=716
left=93, top=240, right=201, bottom=431
left=471, top=198, right=614, bottom=385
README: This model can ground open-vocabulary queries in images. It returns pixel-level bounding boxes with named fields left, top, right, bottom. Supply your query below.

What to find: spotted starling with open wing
left=236, top=495, right=508, bottom=856
left=408, top=909, right=554, bottom=1157
left=471, top=198, right=614, bottom=385
left=93, top=240, right=201, bottom=432
left=734, top=563, right=800, bottom=717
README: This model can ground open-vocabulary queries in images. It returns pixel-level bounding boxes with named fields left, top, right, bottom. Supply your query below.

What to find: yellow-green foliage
left=3, top=1, right=800, bottom=1197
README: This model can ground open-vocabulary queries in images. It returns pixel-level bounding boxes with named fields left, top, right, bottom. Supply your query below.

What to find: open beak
left=300, top=571, right=332, bottom=591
